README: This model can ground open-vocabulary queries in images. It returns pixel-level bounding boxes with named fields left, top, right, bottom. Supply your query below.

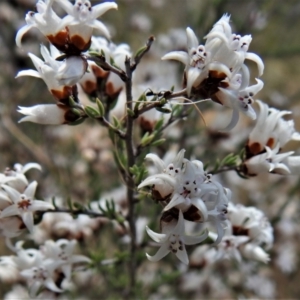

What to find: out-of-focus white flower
left=0, top=182, right=54, bottom=233
left=244, top=101, right=300, bottom=175
left=16, top=45, right=86, bottom=102
left=247, top=100, right=300, bottom=156
left=162, top=15, right=264, bottom=130
left=0, top=217, right=24, bottom=238
left=20, top=261, right=64, bottom=297
left=41, top=239, right=91, bottom=280
left=57, top=0, right=118, bottom=51
left=0, top=256, right=19, bottom=282
left=244, top=144, right=294, bottom=175
left=215, top=203, right=274, bottom=263
left=0, top=162, right=41, bottom=193
left=18, top=104, right=80, bottom=125
left=146, top=210, right=208, bottom=264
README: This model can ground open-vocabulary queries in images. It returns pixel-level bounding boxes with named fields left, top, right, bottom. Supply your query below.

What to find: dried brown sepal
left=183, top=205, right=204, bottom=222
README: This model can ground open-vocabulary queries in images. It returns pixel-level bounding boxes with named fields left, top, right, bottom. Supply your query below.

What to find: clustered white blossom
left=1, top=239, right=90, bottom=298
left=15, top=0, right=121, bottom=125
left=5, top=0, right=300, bottom=298
left=244, top=100, right=300, bottom=175
left=162, top=14, right=264, bottom=130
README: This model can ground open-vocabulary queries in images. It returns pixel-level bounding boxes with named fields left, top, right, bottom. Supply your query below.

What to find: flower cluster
left=138, top=149, right=230, bottom=264
left=215, top=203, right=273, bottom=263
left=15, top=0, right=119, bottom=125
left=162, top=14, right=264, bottom=130
left=244, top=100, right=300, bottom=175
left=1, top=239, right=90, bottom=298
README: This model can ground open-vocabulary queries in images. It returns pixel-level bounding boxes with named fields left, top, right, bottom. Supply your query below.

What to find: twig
left=124, top=56, right=137, bottom=296
left=131, top=36, right=155, bottom=72
left=87, top=55, right=127, bottom=81
left=45, top=207, right=105, bottom=218
left=135, top=88, right=187, bottom=117
left=96, top=116, right=126, bottom=139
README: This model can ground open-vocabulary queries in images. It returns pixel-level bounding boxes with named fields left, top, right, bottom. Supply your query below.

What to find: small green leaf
left=154, top=118, right=164, bottom=131
left=151, top=138, right=166, bottom=146
left=155, top=107, right=172, bottom=114
left=135, top=45, right=147, bottom=58
left=127, top=108, right=135, bottom=117
left=85, top=106, right=101, bottom=118
left=96, top=98, right=105, bottom=117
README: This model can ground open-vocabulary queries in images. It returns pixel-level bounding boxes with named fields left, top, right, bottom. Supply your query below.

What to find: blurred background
left=1, top=0, right=300, bottom=298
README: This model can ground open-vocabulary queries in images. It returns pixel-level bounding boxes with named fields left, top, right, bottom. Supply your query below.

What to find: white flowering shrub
left=0, top=0, right=300, bottom=298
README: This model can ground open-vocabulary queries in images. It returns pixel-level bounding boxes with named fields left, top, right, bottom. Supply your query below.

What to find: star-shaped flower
left=146, top=210, right=208, bottom=264
left=0, top=182, right=54, bottom=233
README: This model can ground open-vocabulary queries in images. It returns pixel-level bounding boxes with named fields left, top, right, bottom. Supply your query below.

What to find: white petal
left=18, top=105, right=66, bottom=125
left=186, top=67, right=203, bottom=96
left=220, top=106, right=240, bottom=131
left=0, top=205, right=19, bottom=219
left=44, top=277, right=64, bottom=293
left=55, top=0, right=74, bottom=15
left=15, top=70, right=41, bottom=79
left=245, top=52, right=264, bottom=76
left=1, top=185, right=21, bottom=204
left=190, top=198, right=208, bottom=221
left=29, top=281, right=42, bottom=298
left=28, top=53, right=44, bottom=72
left=22, top=163, right=42, bottom=174
left=146, top=226, right=167, bottom=243
left=146, top=243, right=170, bottom=262
left=163, top=194, right=185, bottom=211
left=90, top=19, right=111, bottom=39
left=182, top=229, right=208, bottom=245
left=208, top=62, right=232, bottom=78
left=91, top=2, right=118, bottom=19
left=24, top=181, right=37, bottom=199
left=175, top=246, right=189, bottom=265
left=30, top=200, right=54, bottom=211
left=15, top=24, right=34, bottom=47
left=138, top=173, right=176, bottom=189
left=22, top=211, right=34, bottom=233
left=173, top=149, right=186, bottom=168
left=161, top=51, right=189, bottom=66
left=145, top=154, right=165, bottom=173
left=173, top=210, right=185, bottom=235
left=186, top=27, right=199, bottom=49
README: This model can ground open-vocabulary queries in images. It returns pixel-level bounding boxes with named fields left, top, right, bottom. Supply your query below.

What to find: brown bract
left=47, top=30, right=91, bottom=55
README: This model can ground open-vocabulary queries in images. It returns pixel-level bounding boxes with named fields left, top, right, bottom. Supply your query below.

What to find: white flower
left=15, top=0, right=65, bottom=48
left=17, top=104, right=80, bottom=125
left=146, top=210, right=208, bottom=264
left=57, top=0, right=118, bottom=51
left=20, top=262, right=63, bottom=298
left=139, top=150, right=229, bottom=243
left=41, top=239, right=91, bottom=280
left=161, top=15, right=264, bottom=130
left=247, top=100, right=300, bottom=156
left=244, top=145, right=294, bottom=175
left=0, top=182, right=54, bottom=233
left=0, top=162, right=41, bottom=193
left=215, top=203, right=274, bottom=263
left=16, top=45, right=86, bottom=101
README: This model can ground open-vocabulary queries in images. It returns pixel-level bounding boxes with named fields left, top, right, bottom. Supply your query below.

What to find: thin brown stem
left=124, top=56, right=137, bottom=296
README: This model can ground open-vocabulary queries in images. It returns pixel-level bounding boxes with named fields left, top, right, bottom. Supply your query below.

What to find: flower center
left=18, top=195, right=31, bottom=210
left=168, top=234, right=184, bottom=253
